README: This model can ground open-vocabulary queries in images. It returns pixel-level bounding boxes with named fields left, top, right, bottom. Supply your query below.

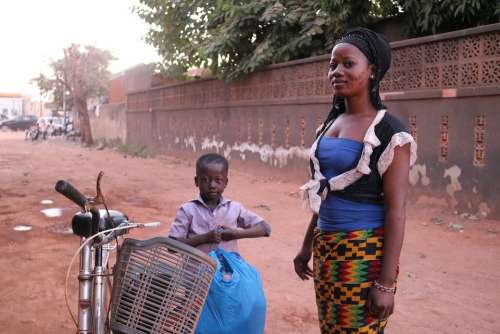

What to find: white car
left=38, top=116, right=71, bottom=135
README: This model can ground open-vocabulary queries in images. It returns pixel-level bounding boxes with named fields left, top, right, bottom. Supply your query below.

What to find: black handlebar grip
left=55, top=180, right=87, bottom=209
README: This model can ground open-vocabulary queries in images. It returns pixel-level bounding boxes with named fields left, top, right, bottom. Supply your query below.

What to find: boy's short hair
left=196, top=153, right=229, bottom=175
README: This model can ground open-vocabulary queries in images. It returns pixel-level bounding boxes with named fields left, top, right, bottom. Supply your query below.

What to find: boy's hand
left=204, top=228, right=222, bottom=244
left=219, top=226, right=239, bottom=241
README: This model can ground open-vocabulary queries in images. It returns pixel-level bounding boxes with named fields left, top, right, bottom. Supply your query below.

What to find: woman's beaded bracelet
left=373, top=280, right=397, bottom=294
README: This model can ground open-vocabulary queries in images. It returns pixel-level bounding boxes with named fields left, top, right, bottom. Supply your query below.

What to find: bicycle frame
left=77, top=236, right=110, bottom=334
left=56, top=173, right=128, bottom=334
left=77, top=240, right=92, bottom=333
left=56, top=172, right=213, bottom=334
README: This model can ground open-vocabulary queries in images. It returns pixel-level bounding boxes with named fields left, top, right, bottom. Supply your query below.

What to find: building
left=0, top=93, right=25, bottom=119
left=106, top=63, right=181, bottom=104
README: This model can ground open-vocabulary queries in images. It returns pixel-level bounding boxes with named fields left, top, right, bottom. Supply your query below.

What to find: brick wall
left=123, top=23, right=500, bottom=217
left=89, top=103, right=127, bottom=143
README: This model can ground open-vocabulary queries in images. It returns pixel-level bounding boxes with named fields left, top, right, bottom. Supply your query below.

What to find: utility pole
left=39, top=91, right=43, bottom=118
left=63, top=90, right=67, bottom=132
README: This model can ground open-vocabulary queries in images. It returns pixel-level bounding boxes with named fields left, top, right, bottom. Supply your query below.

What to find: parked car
left=51, top=117, right=64, bottom=135
left=0, top=115, right=38, bottom=131
left=37, top=116, right=71, bottom=135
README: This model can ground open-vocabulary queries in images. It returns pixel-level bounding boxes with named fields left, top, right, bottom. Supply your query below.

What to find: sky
left=0, top=0, right=160, bottom=97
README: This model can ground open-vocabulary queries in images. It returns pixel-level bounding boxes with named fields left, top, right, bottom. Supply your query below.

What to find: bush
left=117, top=143, right=152, bottom=158
left=95, top=138, right=153, bottom=158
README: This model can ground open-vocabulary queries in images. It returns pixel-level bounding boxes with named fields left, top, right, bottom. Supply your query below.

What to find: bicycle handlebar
left=96, top=221, right=162, bottom=246
left=55, top=180, right=87, bottom=209
left=58, top=173, right=164, bottom=333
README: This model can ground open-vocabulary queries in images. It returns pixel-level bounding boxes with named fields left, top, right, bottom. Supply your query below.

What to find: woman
left=294, top=28, right=417, bottom=334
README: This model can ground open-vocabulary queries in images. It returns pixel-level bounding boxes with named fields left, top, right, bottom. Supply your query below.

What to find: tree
left=135, top=0, right=216, bottom=79
left=136, top=0, right=498, bottom=80
left=31, top=73, right=73, bottom=115
left=32, top=44, right=113, bottom=145
left=201, top=1, right=333, bottom=79
left=401, top=0, right=500, bottom=36
left=136, top=0, right=400, bottom=80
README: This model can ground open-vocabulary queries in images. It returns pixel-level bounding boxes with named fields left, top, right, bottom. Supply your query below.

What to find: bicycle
left=55, top=172, right=216, bottom=334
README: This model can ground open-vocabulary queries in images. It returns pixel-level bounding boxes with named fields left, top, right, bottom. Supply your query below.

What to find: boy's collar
left=194, top=195, right=230, bottom=208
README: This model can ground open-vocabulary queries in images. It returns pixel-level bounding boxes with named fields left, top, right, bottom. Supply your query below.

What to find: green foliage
left=32, top=44, right=113, bottom=110
left=136, top=0, right=388, bottom=79
left=31, top=74, right=54, bottom=96
left=320, top=0, right=398, bottom=30
left=31, top=74, right=72, bottom=111
left=136, top=0, right=498, bottom=79
left=401, top=0, right=500, bottom=36
left=95, top=138, right=153, bottom=158
left=118, top=143, right=153, bottom=158
left=32, top=44, right=114, bottom=145
left=204, top=1, right=335, bottom=79
left=134, top=0, right=215, bottom=79
left=59, top=44, right=114, bottom=101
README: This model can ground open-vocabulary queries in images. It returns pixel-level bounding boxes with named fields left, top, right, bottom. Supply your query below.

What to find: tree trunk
left=75, top=97, right=93, bottom=146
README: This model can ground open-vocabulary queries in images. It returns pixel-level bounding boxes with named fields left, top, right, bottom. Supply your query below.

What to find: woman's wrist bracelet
left=373, top=280, right=397, bottom=294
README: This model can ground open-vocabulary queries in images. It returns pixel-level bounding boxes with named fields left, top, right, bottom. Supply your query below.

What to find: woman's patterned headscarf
left=325, top=28, right=392, bottom=125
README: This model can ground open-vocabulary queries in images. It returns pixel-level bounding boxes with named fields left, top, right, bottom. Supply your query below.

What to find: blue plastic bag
left=195, top=248, right=266, bottom=334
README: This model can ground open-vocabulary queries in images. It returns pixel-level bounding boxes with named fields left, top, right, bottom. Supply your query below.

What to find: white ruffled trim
left=314, top=123, right=326, bottom=136
left=327, top=109, right=385, bottom=190
left=300, top=109, right=387, bottom=213
left=377, top=132, right=418, bottom=175
left=299, top=179, right=323, bottom=214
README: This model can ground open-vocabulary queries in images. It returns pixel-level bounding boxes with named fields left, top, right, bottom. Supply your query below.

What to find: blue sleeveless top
left=317, top=136, right=385, bottom=232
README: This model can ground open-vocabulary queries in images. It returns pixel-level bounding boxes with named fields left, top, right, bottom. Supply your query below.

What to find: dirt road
left=0, top=131, right=499, bottom=334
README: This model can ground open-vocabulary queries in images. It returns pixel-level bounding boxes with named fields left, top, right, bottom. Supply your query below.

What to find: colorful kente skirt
left=313, top=227, right=387, bottom=334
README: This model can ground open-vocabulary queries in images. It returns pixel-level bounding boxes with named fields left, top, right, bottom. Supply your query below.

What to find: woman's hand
left=366, top=286, right=395, bottom=320
left=293, top=248, right=313, bottom=280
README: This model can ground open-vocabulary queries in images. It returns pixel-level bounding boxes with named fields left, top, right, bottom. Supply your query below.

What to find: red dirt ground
left=0, top=131, right=499, bottom=334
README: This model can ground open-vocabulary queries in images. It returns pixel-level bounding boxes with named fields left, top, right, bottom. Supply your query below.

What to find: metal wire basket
left=110, top=237, right=216, bottom=334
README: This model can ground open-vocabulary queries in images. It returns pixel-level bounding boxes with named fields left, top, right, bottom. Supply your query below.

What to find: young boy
left=169, top=153, right=271, bottom=254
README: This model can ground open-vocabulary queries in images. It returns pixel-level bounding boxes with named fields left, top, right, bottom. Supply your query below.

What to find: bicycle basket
left=110, top=237, right=216, bottom=334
